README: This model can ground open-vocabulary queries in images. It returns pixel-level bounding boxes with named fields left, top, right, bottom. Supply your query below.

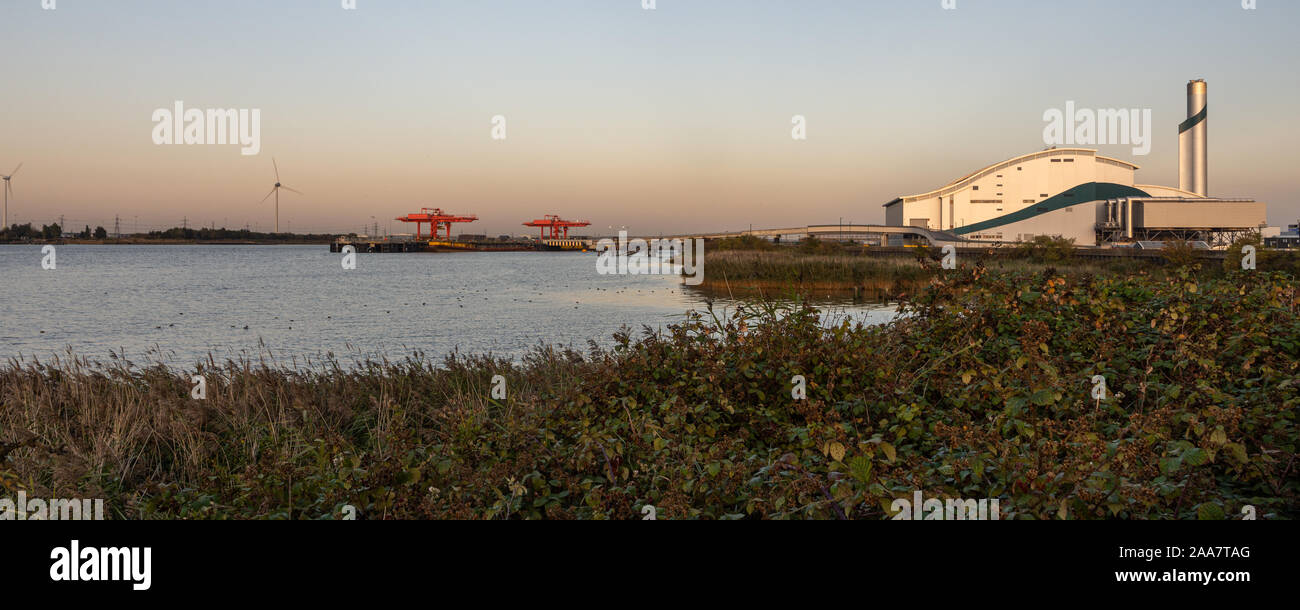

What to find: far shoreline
left=0, top=239, right=330, bottom=246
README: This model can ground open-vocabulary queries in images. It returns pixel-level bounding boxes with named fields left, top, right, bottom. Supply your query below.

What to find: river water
left=1, top=245, right=896, bottom=368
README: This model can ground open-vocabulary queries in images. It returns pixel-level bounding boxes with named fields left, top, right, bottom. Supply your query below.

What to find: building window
left=1023, top=199, right=1035, bottom=204
left=971, top=199, right=1003, bottom=204
left=972, top=186, right=979, bottom=191
left=1040, top=193, right=1049, bottom=197
left=1064, top=158, right=1074, bottom=163
left=1051, top=159, right=1062, bottom=163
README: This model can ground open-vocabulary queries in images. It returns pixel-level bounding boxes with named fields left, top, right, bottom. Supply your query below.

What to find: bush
left=2, top=270, right=1296, bottom=519
left=797, top=235, right=847, bottom=254
left=1016, top=235, right=1075, bottom=263
left=709, top=234, right=777, bottom=252
left=1161, top=240, right=1198, bottom=268
left=1223, top=235, right=1257, bottom=267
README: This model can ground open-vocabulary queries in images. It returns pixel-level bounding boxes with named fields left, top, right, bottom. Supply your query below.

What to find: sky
left=1, top=0, right=1297, bottom=235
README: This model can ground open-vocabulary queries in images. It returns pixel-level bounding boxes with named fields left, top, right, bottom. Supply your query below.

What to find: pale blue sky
left=1, top=0, right=1296, bottom=234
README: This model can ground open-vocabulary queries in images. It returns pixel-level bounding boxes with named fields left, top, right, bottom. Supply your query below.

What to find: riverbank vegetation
left=2, top=266, right=1296, bottom=519
left=696, top=235, right=1300, bottom=300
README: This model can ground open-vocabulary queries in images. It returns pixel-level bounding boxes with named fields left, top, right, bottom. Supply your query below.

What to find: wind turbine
left=258, top=158, right=302, bottom=233
left=2, top=162, right=21, bottom=230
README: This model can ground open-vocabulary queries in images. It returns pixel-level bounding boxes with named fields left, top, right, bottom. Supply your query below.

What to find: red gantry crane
left=524, top=215, right=591, bottom=240
left=396, top=207, right=478, bottom=240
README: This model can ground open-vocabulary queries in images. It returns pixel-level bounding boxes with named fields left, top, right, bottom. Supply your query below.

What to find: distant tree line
left=2, top=224, right=333, bottom=242
left=0, top=222, right=107, bottom=240
left=146, top=227, right=336, bottom=242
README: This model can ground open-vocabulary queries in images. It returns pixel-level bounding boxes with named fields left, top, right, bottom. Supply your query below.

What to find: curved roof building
left=883, top=81, right=1265, bottom=247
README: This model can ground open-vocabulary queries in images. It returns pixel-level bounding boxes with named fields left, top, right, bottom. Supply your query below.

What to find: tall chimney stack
left=1179, top=79, right=1208, bottom=196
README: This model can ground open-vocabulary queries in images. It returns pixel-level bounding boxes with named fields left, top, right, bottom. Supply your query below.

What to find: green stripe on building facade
left=952, top=182, right=1151, bottom=236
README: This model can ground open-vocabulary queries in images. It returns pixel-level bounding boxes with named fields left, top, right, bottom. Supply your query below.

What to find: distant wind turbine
left=258, top=158, right=302, bottom=233
left=2, top=162, right=21, bottom=230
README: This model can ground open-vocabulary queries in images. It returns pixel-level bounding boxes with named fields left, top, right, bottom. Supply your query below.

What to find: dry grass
left=696, top=249, right=1151, bottom=300
left=0, top=347, right=591, bottom=518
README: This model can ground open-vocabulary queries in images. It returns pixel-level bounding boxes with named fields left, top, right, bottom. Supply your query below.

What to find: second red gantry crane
left=523, top=215, right=591, bottom=240
left=395, top=208, right=478, bottom=240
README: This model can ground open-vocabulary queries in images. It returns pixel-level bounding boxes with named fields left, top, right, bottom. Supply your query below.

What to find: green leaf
left=396, top=468, right=422, bottom=485
left=1196, top=502, right=1225, bottom=520
left=848, top=456, right=873, bottom=483
left=1182, top=447, right=1210, bottom=467
left=880, top=442, right=897, bottom=463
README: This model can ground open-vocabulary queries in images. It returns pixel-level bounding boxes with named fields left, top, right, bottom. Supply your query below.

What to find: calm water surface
left=1, top=245, right=896, bottom=368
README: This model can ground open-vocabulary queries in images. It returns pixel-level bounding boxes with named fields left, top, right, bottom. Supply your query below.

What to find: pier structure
left=329, top=236, right=590, bottom=254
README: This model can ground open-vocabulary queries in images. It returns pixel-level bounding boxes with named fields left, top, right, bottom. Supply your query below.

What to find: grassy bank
left=699, top=250, right=929, bottom=300
left=699, top=248, right=1148, bottom=300
left=2, top=268, right=1297, bottom=519
left=696, top=236, right=1300, bottom=301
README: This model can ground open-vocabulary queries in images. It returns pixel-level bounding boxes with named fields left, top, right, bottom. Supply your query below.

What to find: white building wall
left=998, top=201, right=1106, bottom=246
left=1135, top=184, right=1203, bottom=198
left=894, top=149, right=1135, bottom=235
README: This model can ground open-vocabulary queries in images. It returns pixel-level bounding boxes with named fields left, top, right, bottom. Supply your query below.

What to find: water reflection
left=1, top=245, right=897, bottom=368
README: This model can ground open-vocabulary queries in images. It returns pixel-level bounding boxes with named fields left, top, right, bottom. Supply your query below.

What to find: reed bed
left=696, top=248, right=1146, bottom=300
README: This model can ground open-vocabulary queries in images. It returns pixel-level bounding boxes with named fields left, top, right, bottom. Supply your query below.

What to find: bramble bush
left=1016, top=235, right=1076, bottom=263
left=1, top=268, right=1296, bottom=519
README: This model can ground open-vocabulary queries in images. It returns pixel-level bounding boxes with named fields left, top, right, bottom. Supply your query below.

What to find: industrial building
left=883, top=81, right=1266, bottom=247
left=1265, top=224, right=1300, bottom=249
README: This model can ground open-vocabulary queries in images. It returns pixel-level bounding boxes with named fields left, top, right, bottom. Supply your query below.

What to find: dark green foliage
left=1162, top=240, right=1198, bottom=268
left=797, top=235, right=847, bottom=254
left=2, top=270, right=1296, bottom=519
left=708, top=235, right=778, bottom=252
left=1016, top=235, right=1076, bottom=263
left=145, top=226, right=335, bottom=242
left=2, top=223, right=38, bottom=239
